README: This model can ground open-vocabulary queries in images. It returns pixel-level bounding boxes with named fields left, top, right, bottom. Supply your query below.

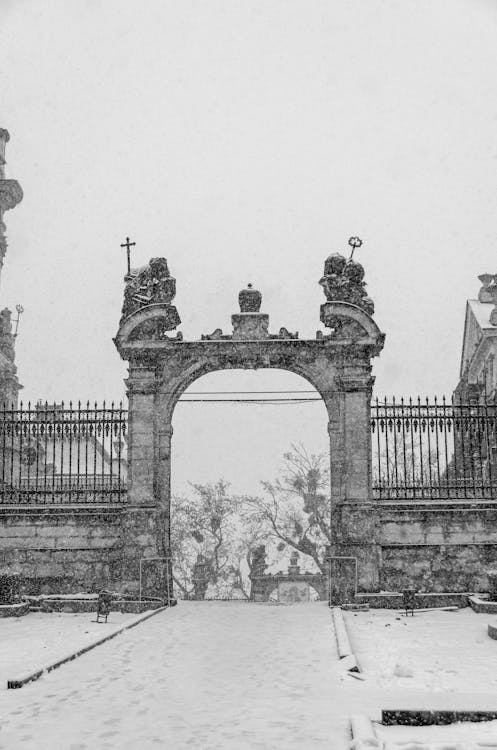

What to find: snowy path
left=0, top=602, right=349, bottom=749
left=2, top=603, right=496, bottom=749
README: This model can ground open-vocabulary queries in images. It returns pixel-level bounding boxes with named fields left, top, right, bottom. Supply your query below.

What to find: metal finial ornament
left=14, top=304, right=24, bottom=337
left=348, top=236, right=363, bottom=261
left=120, top=236, right=136, bottom=276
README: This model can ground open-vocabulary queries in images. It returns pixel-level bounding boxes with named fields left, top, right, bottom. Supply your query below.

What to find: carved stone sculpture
left=319, top=253, right=374, bottom=316
left=120, top=257, right=181, bottom=331
left=478, top=274, right=497, bottom=304
left=0, top=128, right=23, bottom=275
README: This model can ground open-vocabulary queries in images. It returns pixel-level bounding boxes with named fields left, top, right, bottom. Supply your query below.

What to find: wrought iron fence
left=371, top=397, right=497, bottom=500
left=0, top=402, right=127, bottom=504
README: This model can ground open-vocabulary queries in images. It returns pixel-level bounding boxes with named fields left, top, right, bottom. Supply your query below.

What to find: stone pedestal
left=231, top=313, right=269, bottom=340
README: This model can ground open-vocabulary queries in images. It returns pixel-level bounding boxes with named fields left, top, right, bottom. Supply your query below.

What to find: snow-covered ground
left=376, top=718, right=497, bottom=749
left=346, top=607, right=497, bottom=749
left=0, top=611, right=135, bottom=683
left=0, top=602, right=350, bottom=749
left=1, top=603, right=497, bottom=749
left=345, top=607, right=497, bottom=694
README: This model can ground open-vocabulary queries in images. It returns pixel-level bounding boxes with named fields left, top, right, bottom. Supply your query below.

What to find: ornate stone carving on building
left=319, top=245, right=378, bottom=341
left=319, top=252, right=374, bottom=314
left=0, top=129, right=23, bottom=274
left=0, top=129, right=23, bottom=407
left=120, top=257, right=181, bottom=334
left=478, top=274, right=497, bottom=305
left=477, top=274, right=497, bottom=326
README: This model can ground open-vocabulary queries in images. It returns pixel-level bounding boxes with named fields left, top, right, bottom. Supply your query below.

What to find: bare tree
left=244, top=444, right=331, bottom=575
left=170, top=480, right=266, bottom=599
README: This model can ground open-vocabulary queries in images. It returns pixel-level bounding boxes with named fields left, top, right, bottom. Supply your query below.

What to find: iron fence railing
left=4, top=396, right=495, bottom=505
left=0, top=402, right=127, bottom=504
left=371, top=397, right=497, bottom=500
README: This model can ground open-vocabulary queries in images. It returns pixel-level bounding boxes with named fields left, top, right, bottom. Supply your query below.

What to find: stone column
left=126, top=363, right=157, bottom=506
left=339, top=373, right=374, bottom=502
left=120, top=362, right=162, bottom=594
left=155, top=421, right=173, bottom=554
left=328, top=369, right=380, bottom=599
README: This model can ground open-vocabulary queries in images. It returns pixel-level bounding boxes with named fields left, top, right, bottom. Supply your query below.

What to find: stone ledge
left=350, top=714, right=377, bottom=744
left=0, top=505, right=124, bottom=518
left=332, top=607, right=361, bottom=673
left=27, top=596, right=165, bottom=614
left=354, top=592, right=470, bottom=609
left=382, top=709, right=497, bottom=726
left=0, top=601, right=30, bottom=618
left=468, top=595, right=497, bottom=614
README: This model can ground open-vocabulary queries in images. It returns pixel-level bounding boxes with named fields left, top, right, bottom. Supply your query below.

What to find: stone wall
left=0, top=506, right=124, bottom=594
left=377, top=501, right=497, bottom=593
left=3, top=498, right=497, bottom=597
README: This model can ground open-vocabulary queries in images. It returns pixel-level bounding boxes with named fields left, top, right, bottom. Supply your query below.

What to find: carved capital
left=336, top=374, right=375, bottom=393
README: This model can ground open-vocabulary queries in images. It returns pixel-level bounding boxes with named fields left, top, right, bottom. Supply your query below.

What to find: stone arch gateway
left=114, top=253, right=385, bottom=601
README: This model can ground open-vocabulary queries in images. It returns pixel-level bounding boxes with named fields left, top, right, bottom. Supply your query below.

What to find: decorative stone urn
left=238, top=283, right=262, bottom=312
left=232, top=283, right=268, bottom=339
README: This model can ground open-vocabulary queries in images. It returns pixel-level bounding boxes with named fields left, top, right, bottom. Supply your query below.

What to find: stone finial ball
left=239, top=283, right=262, bottom=313
left=323, top=253, right=347, bottom=276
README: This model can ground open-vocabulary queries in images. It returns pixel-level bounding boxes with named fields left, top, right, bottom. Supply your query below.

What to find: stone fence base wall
left=0, top=506, right=124, bottom=594
left=2, top=499, right=497, bottom=598
left=378, top=501, right=497, bottom=593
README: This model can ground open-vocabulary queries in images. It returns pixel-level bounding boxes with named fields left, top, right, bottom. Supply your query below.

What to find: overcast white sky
left=1, top=0, right=497, bottom=494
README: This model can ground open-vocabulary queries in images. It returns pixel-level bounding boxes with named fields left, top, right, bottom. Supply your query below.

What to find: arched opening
left=170, top=369, right=330, bottom=601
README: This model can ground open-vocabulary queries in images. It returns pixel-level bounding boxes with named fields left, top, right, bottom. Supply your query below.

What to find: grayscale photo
left=1, top=1, right=497, bottom=748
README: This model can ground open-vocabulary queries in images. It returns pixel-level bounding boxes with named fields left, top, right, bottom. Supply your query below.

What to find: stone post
left=339, top=373, right=374, bottom=502
left=328, top=370, right=380, bottom=599
left=125, top=363, right=157, bottom=506
left=120, top=362, right=162, bottom=594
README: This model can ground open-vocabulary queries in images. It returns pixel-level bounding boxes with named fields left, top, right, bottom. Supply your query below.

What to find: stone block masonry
left=0, top=507, right=124, bottom=594
left=377, top=500, right=497, bottom=593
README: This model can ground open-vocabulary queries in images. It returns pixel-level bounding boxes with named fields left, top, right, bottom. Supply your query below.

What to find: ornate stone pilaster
left=125, top=362, right=158, bottom=507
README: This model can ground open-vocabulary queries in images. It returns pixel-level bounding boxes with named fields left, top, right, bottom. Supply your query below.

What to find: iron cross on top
left=120, top=236, right=136, bottom=275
